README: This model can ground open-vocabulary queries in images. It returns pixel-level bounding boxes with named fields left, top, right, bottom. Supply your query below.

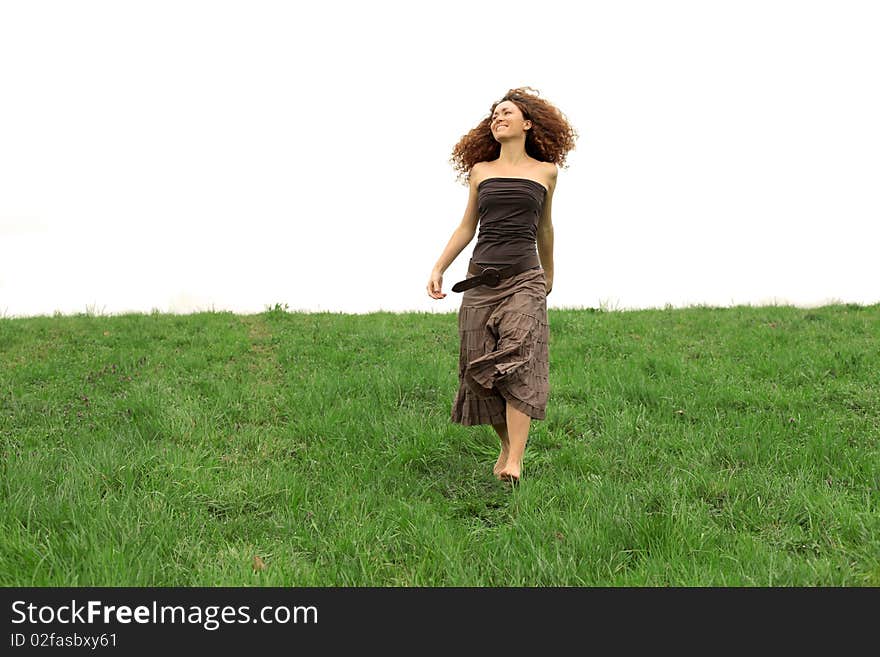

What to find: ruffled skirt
left=450, top=261, right=550, bottom=426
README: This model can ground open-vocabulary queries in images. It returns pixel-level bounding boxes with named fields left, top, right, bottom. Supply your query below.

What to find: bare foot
left=493, top=449, right=510, bottom=478
left=497, top=463, right=521, bottom=484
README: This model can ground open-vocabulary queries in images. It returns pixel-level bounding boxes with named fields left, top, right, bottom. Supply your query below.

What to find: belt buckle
left=481, top=266, right=501, bottom=287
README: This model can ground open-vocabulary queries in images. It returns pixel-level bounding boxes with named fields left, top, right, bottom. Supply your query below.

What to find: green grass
left=1, top=302, right=878, bottom=586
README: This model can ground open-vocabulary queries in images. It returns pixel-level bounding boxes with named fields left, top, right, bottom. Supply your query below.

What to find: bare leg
left=498, top=403, right=531, bottom=483
left=491, top=421, right=510, bottom=478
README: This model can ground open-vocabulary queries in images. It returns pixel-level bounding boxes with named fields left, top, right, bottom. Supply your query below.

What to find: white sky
left=1, top=0, right=878, bottom=318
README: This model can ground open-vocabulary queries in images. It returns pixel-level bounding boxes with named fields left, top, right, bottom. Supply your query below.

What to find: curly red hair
left=449, top=86, right=578, bottom=184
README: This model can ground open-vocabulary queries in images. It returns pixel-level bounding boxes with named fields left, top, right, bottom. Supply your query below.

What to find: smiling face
left=490, top=100, right=531, bottom=139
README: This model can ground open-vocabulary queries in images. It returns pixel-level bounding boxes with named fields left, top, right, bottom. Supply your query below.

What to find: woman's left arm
left=537, top=163, right=557, bottom=295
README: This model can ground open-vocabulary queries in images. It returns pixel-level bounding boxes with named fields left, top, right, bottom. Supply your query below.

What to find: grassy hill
left=1, top=303, right=878, bottom=585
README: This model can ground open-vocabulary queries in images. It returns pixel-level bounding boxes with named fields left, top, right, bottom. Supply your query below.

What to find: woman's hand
left=544, top=272, right=554, bottom=296
left=427, top=269, right=446, bottom=299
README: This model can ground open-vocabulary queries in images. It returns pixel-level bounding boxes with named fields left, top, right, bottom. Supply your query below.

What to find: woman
left=427, top=87, right=577, bottom=484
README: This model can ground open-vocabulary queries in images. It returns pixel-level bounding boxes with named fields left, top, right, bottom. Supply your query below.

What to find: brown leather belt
left=451, top=254, right=541, bottom=293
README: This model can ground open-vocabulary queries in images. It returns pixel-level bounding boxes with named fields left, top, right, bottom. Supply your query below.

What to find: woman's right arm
left=427, top=168, right=481, bottom=299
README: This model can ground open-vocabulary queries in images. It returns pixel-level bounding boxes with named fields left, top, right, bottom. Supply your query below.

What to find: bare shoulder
left=543, top=161, right=559, bottom=191
left=469, top=161, right=490, bottom=187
